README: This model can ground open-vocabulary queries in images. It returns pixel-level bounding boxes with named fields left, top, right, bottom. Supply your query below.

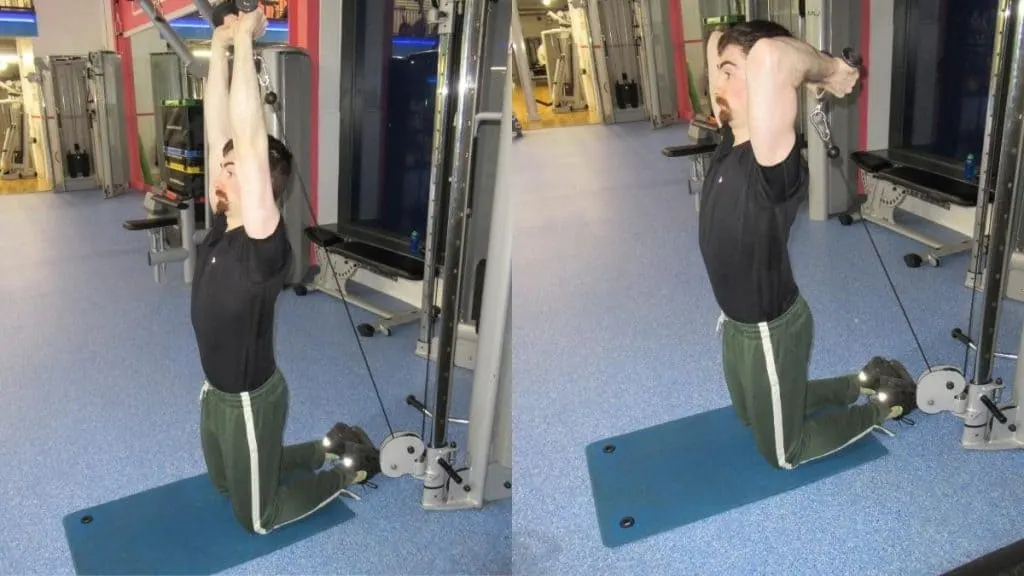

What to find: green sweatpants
left=720, top=295, right=887, bottom=469
left=199, top=369, right=351, bottom=534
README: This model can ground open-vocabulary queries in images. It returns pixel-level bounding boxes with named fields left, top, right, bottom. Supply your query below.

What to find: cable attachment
left=809, top=48, right=863, bottom=160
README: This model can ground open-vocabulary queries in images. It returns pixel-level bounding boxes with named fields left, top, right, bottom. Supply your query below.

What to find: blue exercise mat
left=62, top=473, right=355, bottom=575
left=585, top=406, right=889, bottom=548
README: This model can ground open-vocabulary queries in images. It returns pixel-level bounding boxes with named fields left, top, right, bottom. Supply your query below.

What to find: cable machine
left=132, top=0, right=513, bottom=508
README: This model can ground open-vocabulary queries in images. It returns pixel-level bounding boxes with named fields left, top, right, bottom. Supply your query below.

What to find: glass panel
left=895, top=0, right=999, bottom=163
left=347, top=0, right=440, bottom=246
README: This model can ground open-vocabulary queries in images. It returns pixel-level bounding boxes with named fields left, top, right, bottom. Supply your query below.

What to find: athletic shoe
left=870, top=375, right=918, bottom=422
left=858, top=356, right=915, bottom=396
left=322, top=423, right=381, bottom=484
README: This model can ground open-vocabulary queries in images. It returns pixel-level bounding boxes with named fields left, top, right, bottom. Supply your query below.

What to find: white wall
left=32, top=0, right=115, bottom=57
left=866, top=0, right=894, bottom=150
left=318, top=0, right=342, bottom=223
left=130, top=27, right=170, bottom=181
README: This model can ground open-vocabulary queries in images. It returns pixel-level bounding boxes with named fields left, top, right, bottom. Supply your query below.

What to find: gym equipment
left=821, top=2, right=1024, bottom=453
left=540, top=28, right=588, bottom=113
left=323, top=422, right=382, bottom=485
left=661, top=114, right=720, bottom=212
left=40, top=52, right=130, bottom=197
left=123, top=99, right=204, bottom=285
left=839, top=1, right=1000, bottom=269
left=376, top=0, right=513, bottom=509
left=584, top=406, right=888, bottom=548
left=0, top=81, right=37, bottom=181
left=88, top=51, right=131, bottom=199
left=510, top=0, right=540, bottom=123
left=62, top=473, right=355, bottom=575
left=47, top=57, right=95, bottom=192
left=138, top=0, right=511, bottom=511
left=591, top=0, right=649, bottom=124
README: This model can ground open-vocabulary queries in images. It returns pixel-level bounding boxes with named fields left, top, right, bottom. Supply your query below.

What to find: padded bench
left=847, top=149, right=983, bottom=268
left=851, top=150, right=982, bottom=208
left=123, top=216, right=178, bottom=231
left=304, top=225, right=429, bottom=337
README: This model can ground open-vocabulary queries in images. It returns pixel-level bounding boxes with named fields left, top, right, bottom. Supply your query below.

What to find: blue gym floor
left=511, top=123, right=1024, bottom=575
left=0, top=190, right=510, bottom=574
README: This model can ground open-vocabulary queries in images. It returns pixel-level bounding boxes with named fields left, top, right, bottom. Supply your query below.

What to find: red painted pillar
left=668, top=0, right=694, bottom=121
left=112, top=0, right=145, bottom=192
left=288, top=0, right=319, bottom=222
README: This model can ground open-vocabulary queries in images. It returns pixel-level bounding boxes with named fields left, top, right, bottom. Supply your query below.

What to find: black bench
left=123, top=216, right=178, bottom=231
left=662, top=143, right=718, bottom=158
left=305, top=225, right=425, bottom=282
left=851, top=150, right=981, bottom=208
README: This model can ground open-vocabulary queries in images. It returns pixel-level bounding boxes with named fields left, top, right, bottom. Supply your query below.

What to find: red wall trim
left=668, top=0, right=694, bottom=121
left=113, top=0, right=145, bottom=192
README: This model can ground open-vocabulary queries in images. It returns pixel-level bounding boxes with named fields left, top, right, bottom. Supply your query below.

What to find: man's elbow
left=747, top=39, right=792, bottom=85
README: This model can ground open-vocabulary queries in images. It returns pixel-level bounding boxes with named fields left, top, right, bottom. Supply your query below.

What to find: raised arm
left=228, top=10, right=277, bottom=239
left=744, top=37, right=847, bottom=166
left=205, top=22, right=234, bottom=201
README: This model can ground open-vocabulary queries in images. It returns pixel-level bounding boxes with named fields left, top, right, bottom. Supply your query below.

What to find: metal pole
left=135, top=0, right=194, bottom=68
left=135, top=0, right=207, bottom=78
left=418, top=0, right=461, bottom=356
left=509, top=0, right=540, bottom=121
left=190, top=0, right=216, bottom=23
left=430, top=0, right=488, bottom=454
left=967, top=0, right=1014, bottom=289
left=461, top=52, right=514, bottom=508
left=973, top=0, right=1024, bottom=388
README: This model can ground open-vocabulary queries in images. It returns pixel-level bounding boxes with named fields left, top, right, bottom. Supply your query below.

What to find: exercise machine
left=844, top=0, right=999, bottom=270
left=910, top=0, right=1024, bottom=450
left=41, top=52, right=130, bottom=197
left=540, top=28, right=588, bottom=113
left=0, top=81, right=37, bottom=181
left=136, top=0, right=512, bottom=509
left=378, top=0, right=512, bottom=507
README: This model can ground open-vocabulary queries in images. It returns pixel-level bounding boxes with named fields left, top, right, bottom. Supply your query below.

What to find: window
left=339, top=0, right=440, bottom=247
left=890, top=0, right=999, bottom=165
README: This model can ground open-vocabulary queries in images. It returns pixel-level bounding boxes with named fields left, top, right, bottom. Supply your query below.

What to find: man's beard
left=715, top=97, right=732, bottom=125
left=214, top=191, right=229, bottom=214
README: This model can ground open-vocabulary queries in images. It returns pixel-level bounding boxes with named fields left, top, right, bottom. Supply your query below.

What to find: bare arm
left=229, top=12, right=278, bottom=239
left=205, top=30, right=232, bottom=200
left=746, top=37, right=837, bottom=166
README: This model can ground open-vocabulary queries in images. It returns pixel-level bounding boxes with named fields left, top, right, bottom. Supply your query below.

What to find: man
left=698, top=20, right=918, bottom=470
left=191, top=5, right=379, bottom=534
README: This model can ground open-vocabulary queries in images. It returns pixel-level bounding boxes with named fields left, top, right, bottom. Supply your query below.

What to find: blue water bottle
left=409, top=230, right=421, bottom=255
left=964, top=154, right=978, bottom=181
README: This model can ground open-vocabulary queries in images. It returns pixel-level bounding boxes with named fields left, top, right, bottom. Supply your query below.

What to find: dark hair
left=717, top=20, right=793, bottom=56
left=222, top=135, right=294, bottom=205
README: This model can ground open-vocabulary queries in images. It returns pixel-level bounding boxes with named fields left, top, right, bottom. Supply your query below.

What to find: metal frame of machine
left=134, top=0, right=512, bottom=510
left=914, top=0, right=1024, bottom=451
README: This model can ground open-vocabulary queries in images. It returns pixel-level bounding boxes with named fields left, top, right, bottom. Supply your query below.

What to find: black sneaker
left=858, top=357, right=914, bottom=393
left=323, top=423, right=381, bottom=485
left=870, top=375, right=918, bottom=423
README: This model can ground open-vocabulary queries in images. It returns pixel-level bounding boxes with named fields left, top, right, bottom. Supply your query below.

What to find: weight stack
left=162, top=99, right=205, bottom=199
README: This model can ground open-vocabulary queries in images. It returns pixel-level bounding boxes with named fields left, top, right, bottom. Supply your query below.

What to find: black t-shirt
left=697, top=127, right=807, bottom=324
left=190, top=214, right=293, bottom=393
